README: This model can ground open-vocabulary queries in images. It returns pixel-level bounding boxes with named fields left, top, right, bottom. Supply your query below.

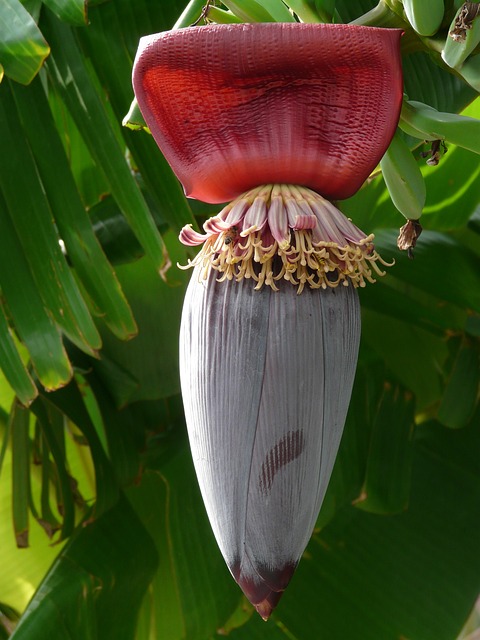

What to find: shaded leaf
left=35, top=378, right=119, bottom=521
left=30, top=399, right=77, bottom=541
left=355, top=381, right=416, bottom=514
left=438, top=338, right=480, bottom=429
left=361, top=306, right=448, bottom=409
left=96, top=232, right=189, bottom=403
left=374, top=230, right=480, bottom=314
left=42, top=0, right=87, bottom=26
left=10, top=494, right=158, bottom=640
left=11, top=402, right=30, bottom=548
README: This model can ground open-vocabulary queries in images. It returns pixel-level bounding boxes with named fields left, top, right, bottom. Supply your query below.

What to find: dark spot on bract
left=259, top=429, right=305, bottom=495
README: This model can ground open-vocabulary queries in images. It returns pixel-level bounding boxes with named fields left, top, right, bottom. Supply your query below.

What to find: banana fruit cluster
left=398, top=1, right=480, bottom=92
left=381, top=97, right=480, bottom=229
left=402, top=0, right=444, bottom=36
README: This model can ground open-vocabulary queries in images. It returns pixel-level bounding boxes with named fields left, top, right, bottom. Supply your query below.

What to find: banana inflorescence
left=380, top=130, right=426, bottom=221
left=402, top=0, right=444, bottom=36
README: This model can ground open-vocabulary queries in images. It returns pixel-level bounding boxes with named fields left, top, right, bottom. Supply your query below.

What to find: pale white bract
left=180, top=269, right=360, bottom=619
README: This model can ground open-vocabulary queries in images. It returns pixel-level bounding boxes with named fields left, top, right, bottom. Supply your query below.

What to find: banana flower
left=133, top=23, right=403, bottom=619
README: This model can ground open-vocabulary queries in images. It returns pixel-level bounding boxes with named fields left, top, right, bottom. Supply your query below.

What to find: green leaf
left=37, top=421, right=62, bottom=538
left=402, top=51, right=477, bottom=114
left=89, top=196, right=145, bottom=266
left=0, top=306, right=37, bottom=407
left=39, top=379, right=119, bottom=520
left=11, top=494, right=158, bottom=640
left=42, top=12, right=167, bottom=271
left=359, top=278, right=467, bottom=336
left=421, top=145, right=480, bottom=230
left=438, top=339, right=480, bottom=429
left=0, top=435, right=63, bottom=614
left=0, top=0, right=50, bottom=84
left=77, top=1, right=197, bottom=232
left=361, top=306, right=448, bottom=409
left=355, top=381, right=416, bottom=514
left=374, top=230, right=480, bottom=313
left=80, top=372, right=141, bottom=487
left=30, top=399, right=77, bottom=541
left=0, top=195, right=72, bottom=391
left=95, top=233, right=189, bottom=403
left=42, top=0, right=87, bottom=26
left=10, top=77, right=137, bottom=342
left=11, top=402, right=31, bottom=548
left=0, top=80, right=101, bottom=356
left=127, top=448, right=240, bottom=640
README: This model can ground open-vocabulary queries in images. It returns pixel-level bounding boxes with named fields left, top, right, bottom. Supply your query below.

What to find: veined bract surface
left=180, top=269, right=360, bottom=619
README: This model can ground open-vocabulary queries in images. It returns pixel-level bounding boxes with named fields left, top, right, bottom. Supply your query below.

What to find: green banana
left=222, top=0, right=295, bottom=22
left=380, top=130, right=426, bottom=221
left=459, top=52, right=480, bottom=89
left=442, top=2, right=480, bottom=69
left=400, top=99, right=480, bottom=155
left=402, top=0, right=444, bottom=36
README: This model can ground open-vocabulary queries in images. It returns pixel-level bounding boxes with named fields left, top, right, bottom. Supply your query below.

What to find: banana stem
left=283, top=0, right=323, bottom=23
left=350, top=0, right=398, bottom=27
left=205, top=6, right=242, bottom=23
left=173, top=0, right=206, bottom=29
left=351, top=0, right=424, bottom=54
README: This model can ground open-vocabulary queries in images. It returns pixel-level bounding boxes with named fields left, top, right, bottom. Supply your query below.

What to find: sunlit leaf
left=0, top=0, right=49, bottom=84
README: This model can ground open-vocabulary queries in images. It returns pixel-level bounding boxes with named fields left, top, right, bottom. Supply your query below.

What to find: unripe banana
left=442, top=2, right=480, bottom=69
left=222, top=0, right=294, bottom=22
left=458, top=52, right=480, bottom=89
left=402, top=0, right=444, bottom=36
left=400, top=99, right=480, bottom=154
left=380, top=130, right=426, bottom=221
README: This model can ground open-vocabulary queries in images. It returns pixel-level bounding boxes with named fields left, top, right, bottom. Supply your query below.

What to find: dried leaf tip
left=179, top=184, right=393, bottom=292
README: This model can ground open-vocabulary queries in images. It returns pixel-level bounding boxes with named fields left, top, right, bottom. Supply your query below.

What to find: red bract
left=133, top=23, right=403, bottom=204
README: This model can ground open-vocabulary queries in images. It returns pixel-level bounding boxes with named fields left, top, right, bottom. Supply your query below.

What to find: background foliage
left=0, top=0, right=479, bottom=638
